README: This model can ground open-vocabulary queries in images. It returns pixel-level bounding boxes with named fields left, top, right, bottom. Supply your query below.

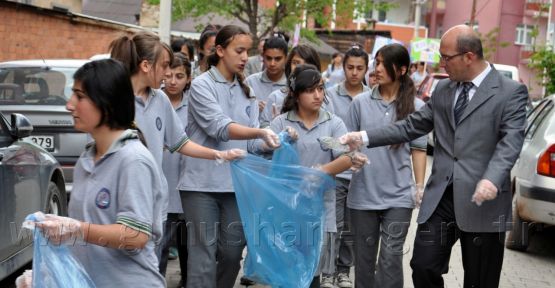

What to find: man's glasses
left=440, top=52, right=467, bottom=62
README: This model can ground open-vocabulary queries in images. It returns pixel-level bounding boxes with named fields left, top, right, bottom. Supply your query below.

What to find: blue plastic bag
left=230, top=132, right=335, bottom=288
left=23, top=213, right=95, bottom=288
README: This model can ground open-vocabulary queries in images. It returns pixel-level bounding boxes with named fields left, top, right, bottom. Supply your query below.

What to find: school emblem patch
left=156, top=117, right=162, bottom=131
left=95, top=188, right=111, bottom=209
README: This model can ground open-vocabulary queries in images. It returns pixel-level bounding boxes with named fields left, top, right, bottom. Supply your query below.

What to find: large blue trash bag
left=23, top=213, right=96, bottom=288
left=230, top=132, right=335, bottom=288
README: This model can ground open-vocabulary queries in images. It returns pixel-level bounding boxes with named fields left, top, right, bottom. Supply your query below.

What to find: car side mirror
left=10, top=113, right=33, bottom=139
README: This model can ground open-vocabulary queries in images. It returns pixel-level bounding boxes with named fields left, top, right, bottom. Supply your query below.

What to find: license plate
left=29, top=135, right=55, bottom=151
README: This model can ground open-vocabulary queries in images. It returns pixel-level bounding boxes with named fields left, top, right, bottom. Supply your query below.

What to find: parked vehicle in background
left=0, top=112, right=67, bottom=281
left=493, top=63, right=520, bottom=82
left=416, top=73, right=449, bottom=102
left=0, top=59, right=89, bottom=193
left=507, top=95, right=555, bottom=251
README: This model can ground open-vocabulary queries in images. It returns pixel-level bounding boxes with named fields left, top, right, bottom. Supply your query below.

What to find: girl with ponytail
left=178, top=25, right=283, bottom=287
left=344, top=43, right=427, bottom=288
left=109, top=31, right=245, bottom=276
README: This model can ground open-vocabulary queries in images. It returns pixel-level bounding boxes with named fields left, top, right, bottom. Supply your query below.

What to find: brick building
left=0, top=1, right=140, bottom=61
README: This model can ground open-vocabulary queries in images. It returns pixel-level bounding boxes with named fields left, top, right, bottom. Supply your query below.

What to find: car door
left=0, top=115, right=41, bottom=263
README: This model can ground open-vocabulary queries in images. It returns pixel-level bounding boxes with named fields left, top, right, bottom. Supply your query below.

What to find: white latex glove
left=413, top=183, right=425, bottom=208
left=284, top=126, right=299, bottom=142
left=15, top=269, right=32, bottom=288
left=32, top=212, right=84, bottom=245
left=471, top=179, right=498, bottom=206
left=259, top=128, right=280, bottom=150
left=339, top=132, right=364, bottom=152
left=349, top=152, right=370, bottom=172
left=214, top=149, right=247, bottom=164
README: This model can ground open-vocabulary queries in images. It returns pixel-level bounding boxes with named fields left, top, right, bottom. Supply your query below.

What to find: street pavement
left=165, top=156, right=555, bottom=288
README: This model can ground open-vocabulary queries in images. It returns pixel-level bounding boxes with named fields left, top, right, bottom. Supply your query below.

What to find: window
left=525, top=99, right=553, bottom=140
left=515, top=24, right=536, bottom=45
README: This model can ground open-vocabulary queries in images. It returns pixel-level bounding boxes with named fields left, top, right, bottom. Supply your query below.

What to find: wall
left=0, top=2, right=135, bottom=61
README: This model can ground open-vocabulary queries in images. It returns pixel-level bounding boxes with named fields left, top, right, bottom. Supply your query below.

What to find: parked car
left=0, top=112, right=67, bottom=281
left=0, top=59, right=89, bottom=193
left=416, top=72, right=449, bottom=102
left=507, top=95, right=555, bottom=251
left=493, top=63, right=520, bottom=82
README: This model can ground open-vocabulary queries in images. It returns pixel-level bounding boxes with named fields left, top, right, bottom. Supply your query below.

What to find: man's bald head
left=442, top=25, right=484, bottom=59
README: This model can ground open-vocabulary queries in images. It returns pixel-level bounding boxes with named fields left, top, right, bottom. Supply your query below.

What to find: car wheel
left=506, top=196, right=530, bottom=251
left=45, top=181, right=68, bottom=216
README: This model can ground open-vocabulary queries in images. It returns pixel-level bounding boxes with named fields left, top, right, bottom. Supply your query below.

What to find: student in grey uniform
left=245, top=33, right=288, bottom=116
left=192, top=25, right=219, bottom=78
left=244, top=37, right=265, bottom=77
left=255, top=64, right=367, bottom=288
left=25, top=59, right=166, bottom=287
left=324, top=45, right=370, bottom=288
left=323, top=52, right=345, bottom=88
left=177, top=25, right=281, bottom=288
left=109, top=32, right=245, bottom=265
left=261, top=44, right=322, bottom=127
left=159, top=53, right=192, bottom=279
left=344, top=44, right=427, bottom=288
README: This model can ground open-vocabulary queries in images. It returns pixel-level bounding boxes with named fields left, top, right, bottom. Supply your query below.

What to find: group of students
left=17, top=23, right=427, bottom=288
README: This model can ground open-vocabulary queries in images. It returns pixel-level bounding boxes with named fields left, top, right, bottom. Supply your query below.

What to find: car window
left=497, top=70, right=513, bottom=80
left=0, top=66, right=77, bottom=106
left=0, top=113, right=12, bottom=147
left=525, top=99, right=553, bottom=140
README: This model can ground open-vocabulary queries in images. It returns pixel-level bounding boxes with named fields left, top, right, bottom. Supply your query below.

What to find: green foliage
left=168, top=0, right=395, bottom=43
left=529, top=45, right=555, bottom=96
left=477, top=27, right=509, bottom=62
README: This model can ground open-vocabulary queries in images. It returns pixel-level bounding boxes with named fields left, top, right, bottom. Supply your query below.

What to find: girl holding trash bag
left=177, top=25, right=282, bottom=288
left=345, top=43, right=427, bottom=288
left=256, top=64, right=368, bottom=287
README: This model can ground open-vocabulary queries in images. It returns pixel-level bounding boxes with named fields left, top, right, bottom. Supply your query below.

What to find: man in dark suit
left=340, top=25, right=529, bottom=288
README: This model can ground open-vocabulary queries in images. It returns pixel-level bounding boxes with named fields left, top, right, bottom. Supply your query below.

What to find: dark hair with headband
left=281, top=64, right=324, bottom=113
left=263, top=32, right=289, bottom=56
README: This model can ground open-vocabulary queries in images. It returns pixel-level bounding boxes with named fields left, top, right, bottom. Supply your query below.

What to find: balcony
left=525, top=0, right=550, bottom=18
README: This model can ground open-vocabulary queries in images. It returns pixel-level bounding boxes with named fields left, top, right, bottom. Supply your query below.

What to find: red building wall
left=0, top=2, right=134, bottom=62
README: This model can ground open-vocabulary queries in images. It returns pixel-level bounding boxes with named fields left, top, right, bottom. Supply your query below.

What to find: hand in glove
left=349, top=152, right=369, bottom=172
left=215, top=149, right=247, bottom=164
left=413, top=184, right=425, bottom=208
left=31, top=211, right=84, bottom=245
left=15, top=270, right=32, bottom=288
left=284, top=126, right=299, bottom=142
left=258, top=128, right=280, bottom=150
left=339, top=132, right=364, bottom=152
left=471, top=179, right=498, bottom=206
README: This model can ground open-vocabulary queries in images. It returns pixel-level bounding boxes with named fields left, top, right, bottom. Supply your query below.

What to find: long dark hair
left=376, top=44, right=416, bottom=149
left=375, top=43, right=415, bottom=122
left=198, top=24, right=220, bottom=64
left=109, top=31, right=173, bottom=75
left=207, top=25, right=253, bottom=99
left=285, top=44, right=321, bottom=78
left=281, top=64, right=323, bottom=114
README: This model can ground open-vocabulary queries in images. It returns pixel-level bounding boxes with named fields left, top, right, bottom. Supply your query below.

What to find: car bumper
left=516, top=179, right=555, bottom=225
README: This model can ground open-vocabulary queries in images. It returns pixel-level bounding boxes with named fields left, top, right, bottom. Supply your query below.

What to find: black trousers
left=410, top=185, right=505, bottom=288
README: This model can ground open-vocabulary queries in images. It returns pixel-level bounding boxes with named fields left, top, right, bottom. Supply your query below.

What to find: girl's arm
left=411, top=148, right=427, bottom=186
left=82, top=223, right=149, bottom=250
left=320, top=155, right=353, bottom=176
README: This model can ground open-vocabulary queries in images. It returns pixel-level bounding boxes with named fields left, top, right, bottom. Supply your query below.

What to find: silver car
left=507, top=95, right=555, bottom=251
left=0, top=112, right=67, bottom=281
left=0, top=59, right=89, bottom=193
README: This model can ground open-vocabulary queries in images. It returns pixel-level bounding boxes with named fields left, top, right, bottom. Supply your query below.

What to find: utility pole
left=469, top=0, right=477, bottom=28
left=414, top=0, right=426, bottom=38
left=159, top=0, right=172, bottom=44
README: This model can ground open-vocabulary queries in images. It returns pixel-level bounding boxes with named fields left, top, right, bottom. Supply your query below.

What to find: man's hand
left=339, top=132, right=364, bottom=152
left=413, top=184, right=425, bottom=208
left=471, top=179, right=498, bottom=206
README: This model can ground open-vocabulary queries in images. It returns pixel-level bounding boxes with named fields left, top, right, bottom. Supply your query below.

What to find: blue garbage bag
left=24, top=213, right=95, bottom=288
left=230, top=132, right=335, bottom=288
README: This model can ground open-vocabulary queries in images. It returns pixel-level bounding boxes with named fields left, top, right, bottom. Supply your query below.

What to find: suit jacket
left=366, top=66, right=529, bottom=232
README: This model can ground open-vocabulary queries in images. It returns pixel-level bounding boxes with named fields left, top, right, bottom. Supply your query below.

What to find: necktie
left=454, top=82, right=473, bottom=125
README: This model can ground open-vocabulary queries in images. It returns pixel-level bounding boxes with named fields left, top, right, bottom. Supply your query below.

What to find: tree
left=147, top=0, right=395, bottom=46
left=476, top=27, right=509, bottom=62
left=527, top=2, right=555, bottom=97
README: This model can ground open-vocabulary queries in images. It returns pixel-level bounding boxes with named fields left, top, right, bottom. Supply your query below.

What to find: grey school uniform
left=262, top=110, right=348, bottom=233
left=345, top=87, right=427, bottom=210
left=135, top=88, right=189, bottom=217
left=69, top=130, right=165, bottom=288
left=245, top=70, right=287, bottom=105
left=326, top=82, right=370, bottom=180
left=162, top=92, right=189, bottom=214
left=178, top=66, right=258, bottom=192
left=260, top=88, right=287, bottom=127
